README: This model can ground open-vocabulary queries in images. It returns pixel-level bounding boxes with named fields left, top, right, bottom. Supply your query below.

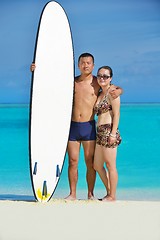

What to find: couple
left=30, top=52, right=122, bottom=201
left=66, top=53, right=122, bottom=201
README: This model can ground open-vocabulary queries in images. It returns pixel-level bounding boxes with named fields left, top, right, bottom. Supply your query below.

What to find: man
left=65, top=53, right=122, bottom=200
left=30, top=53, right=122, bottom=200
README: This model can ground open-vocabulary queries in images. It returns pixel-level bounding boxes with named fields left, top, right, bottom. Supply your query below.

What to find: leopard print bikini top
left=94, top=94, right=112, bottom=116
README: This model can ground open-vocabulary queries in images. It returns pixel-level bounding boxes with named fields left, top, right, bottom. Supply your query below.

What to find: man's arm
left=109, top=85, right=123, bottom=99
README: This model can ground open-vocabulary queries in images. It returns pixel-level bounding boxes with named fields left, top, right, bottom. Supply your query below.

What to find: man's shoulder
left=75, top=75, right=80, bottom=79
left=92, top=75, right=99, bottom=86
left=74, top=75, right=81, bottom=82
left=92, top=76, right=100, bottom=93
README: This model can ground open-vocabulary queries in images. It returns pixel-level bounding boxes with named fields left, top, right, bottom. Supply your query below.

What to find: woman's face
left=97, top=68, right=112, bottom=87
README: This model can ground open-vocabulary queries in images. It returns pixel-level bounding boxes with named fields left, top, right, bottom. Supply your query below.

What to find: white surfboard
left=29, top=1, right=74, bottom=202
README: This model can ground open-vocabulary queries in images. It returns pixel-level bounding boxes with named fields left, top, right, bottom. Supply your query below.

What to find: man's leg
left=82, top=140, right=96, bottom=199
left=65, top=140, right=81, bottom=200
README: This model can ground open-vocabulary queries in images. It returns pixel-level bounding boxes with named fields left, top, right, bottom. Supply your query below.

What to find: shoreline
left=0, top=199, right=160, bottom=240
left=0, top=187, right=160, bottom=202
left=1, top=187, right=160, bottom=202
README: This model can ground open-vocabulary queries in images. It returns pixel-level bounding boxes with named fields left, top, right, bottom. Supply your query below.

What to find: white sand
left=0, top=199, right=160, bottom=240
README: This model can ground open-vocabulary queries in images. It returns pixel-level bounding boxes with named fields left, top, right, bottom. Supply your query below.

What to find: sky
left=0, top=0, right=160, bottom=103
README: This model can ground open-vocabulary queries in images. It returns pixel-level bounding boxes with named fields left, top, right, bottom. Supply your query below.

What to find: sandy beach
left=0, top=199, right=160, bottom=240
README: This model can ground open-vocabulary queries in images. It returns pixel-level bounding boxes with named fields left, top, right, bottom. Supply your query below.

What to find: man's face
left=78, top=57, right=94, bottom=75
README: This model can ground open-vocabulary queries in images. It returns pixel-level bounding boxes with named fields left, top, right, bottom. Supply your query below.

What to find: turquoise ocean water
left=0, top=103, right=160, bottom=201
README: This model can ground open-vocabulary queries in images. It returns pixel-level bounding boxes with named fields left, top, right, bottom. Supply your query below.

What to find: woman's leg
left=102, top=147, right=118, bottom=201
left=93, top=144, right=110, bottom=196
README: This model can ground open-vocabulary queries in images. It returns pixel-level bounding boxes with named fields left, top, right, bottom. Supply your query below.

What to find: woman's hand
left=108, top=135, right=116, bottom=146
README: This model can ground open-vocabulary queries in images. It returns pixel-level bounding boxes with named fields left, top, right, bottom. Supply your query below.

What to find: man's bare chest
left=74, top=82, right=97, bottom=96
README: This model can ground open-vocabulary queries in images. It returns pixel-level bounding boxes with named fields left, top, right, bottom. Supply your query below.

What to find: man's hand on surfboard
left=30, top=63, right=36, bottom=72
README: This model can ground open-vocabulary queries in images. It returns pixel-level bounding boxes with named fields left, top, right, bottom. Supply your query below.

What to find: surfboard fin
left=33, top=162, right=37, bottom=175
left=42, top=180, right=47, bottom=197
left=56, top=165, right=60, bottom=178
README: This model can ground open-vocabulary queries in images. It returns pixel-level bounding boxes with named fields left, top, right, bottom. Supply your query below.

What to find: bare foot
left=102, top=196, right=115, bottom=202
left=88, top=195, right=96, bottom=200
left=64, top=195, right=76, bottom=201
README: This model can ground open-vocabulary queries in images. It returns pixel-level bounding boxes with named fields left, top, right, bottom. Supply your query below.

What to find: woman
left=93, top=66, right=121, bottom=201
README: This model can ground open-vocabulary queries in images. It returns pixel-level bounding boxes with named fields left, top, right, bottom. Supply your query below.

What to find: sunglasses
left=97, top=74, right=110, bottom=80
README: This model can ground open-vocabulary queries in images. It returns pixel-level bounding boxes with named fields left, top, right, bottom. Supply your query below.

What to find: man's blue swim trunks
left=68, top=120, right=96, bottom=141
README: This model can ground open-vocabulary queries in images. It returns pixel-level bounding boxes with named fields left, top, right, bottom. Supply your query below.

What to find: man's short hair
left=78, top=53, right=94, bottom=64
